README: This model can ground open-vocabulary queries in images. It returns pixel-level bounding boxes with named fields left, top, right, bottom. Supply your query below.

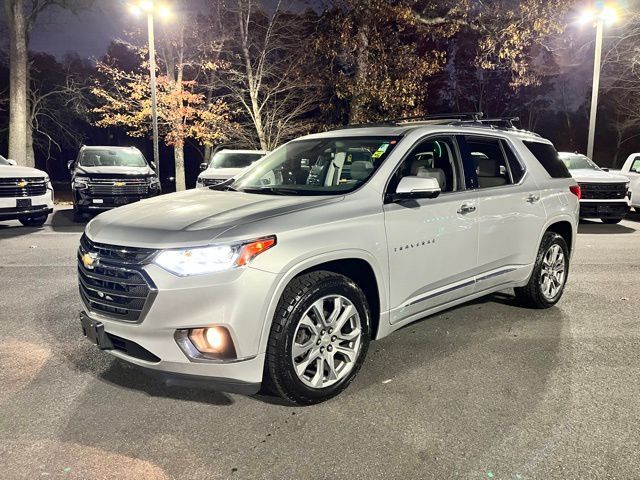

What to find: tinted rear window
left=523, top=141, right=571, bottom=178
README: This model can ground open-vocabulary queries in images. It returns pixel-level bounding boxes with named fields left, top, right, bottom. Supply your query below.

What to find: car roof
left=299, top=123, right=547, bottom=143
left=81, top=146, right=141, bottom=151
left=216, top=149, right=269, bottom=154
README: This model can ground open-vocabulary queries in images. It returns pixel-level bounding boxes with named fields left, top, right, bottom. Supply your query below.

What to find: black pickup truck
left=69, top=146, right=161, bottom=222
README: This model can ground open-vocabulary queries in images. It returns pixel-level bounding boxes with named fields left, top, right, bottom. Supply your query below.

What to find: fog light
left=176, top=327, right=237, bottom=361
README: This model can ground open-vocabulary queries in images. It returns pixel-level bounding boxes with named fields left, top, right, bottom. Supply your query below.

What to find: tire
left=601, top=218, right=622, bottom=224
left=515, top=232, right=569, bottom=309
left=265, top=271, right=371, bottom=405
left=72, top=205, right=85, bottom=223
left=19, top=215, right=47, bottom=227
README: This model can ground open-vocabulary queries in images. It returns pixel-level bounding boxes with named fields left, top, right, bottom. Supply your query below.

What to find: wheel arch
left=257, top=251, right=388, bottom=355
left=544, top=219, right=575, bottom=254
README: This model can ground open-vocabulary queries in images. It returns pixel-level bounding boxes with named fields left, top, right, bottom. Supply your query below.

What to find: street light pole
left=147, top=11, right=160, bottom=171
left=587, top=18, right=604, bottom=160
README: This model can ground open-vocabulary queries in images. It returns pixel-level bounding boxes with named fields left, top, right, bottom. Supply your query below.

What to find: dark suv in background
left=69, top=146, right=161, bottom=221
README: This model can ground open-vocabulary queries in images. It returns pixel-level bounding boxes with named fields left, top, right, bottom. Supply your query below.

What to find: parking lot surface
left=1, top=207, right=639, bottom=479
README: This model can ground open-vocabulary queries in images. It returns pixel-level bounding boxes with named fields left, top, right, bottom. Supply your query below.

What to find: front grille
left=579, top=182, right=627, bottom=200
left=0, top=177, right=47, bottom=197
left=202, top=178, right=226, bottom=187
left=78, top=235, right=157, bottom=322
left=87, top=177, right=149, bottom=196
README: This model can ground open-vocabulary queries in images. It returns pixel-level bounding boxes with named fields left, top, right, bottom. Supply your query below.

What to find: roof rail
left=338, top=112, right=484, bottom=130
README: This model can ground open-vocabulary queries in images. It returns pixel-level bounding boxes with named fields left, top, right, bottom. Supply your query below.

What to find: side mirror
left=7, top=159, right=17, bottom=166
left=67, top=160, right=75, bottom=172
left=200, top=162, right=208, bottom=172
left=394, top=176, right=441, bottom=200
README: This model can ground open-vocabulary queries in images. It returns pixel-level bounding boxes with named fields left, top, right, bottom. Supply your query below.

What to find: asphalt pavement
left=1, top=207, right=639, bottom=479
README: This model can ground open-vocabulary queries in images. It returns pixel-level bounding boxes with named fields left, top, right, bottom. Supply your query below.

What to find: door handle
left=527, top=194, right=541, bottom=204
left=457, top=203, right=477, bottom=215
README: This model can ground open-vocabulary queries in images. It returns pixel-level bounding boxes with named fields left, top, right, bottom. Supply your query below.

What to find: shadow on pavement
left=49, top=207, right=87, bottom=232
left=99, top=360, right=235, bottom=406
left=578, top=219, right=636, bottom=234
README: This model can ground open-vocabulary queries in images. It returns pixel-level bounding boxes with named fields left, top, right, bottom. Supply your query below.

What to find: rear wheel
left=601, top=218, right=622, bottom=224
left=72, top=205, right=86, bottom=223
left=515, top=232, right=569, bottom=309
left=265, top=271, right=370, bottom=405
left=19, top=215, right=47, bottom=227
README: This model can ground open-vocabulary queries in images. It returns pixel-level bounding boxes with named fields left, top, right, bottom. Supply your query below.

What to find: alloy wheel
left=540, top=244, right=566, bottom=300
left=291, top=295, right=363, bottom=389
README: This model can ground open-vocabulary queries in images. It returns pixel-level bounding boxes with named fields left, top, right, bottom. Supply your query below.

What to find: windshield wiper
left=241, top=186, right=300, bottom=195
left=208, top=180, right=237, bottom=191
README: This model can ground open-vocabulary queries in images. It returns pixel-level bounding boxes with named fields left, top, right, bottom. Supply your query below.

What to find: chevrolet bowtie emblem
left=16, top=181, right=28, bottom=187
left=82, top=252, right=99, bottom=269
left=114, top=181, right=125, bottom=187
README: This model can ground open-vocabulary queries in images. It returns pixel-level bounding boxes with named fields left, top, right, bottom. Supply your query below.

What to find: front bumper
left=0, top=191, right=54, bottom=221
left=79, top=261, right=282, bottom=389
left=74, top=189, right=160, bottom=211
left=579, top=200, right=630, bottom=219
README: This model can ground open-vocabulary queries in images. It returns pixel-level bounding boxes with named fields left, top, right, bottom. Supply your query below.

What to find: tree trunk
left=349, top=30, right=370, bottom=125
left=238, top=4, right=268, bottom=150
left=174, top=145, right=186, bottom=191
left=5, top=0, right=30, bottom=166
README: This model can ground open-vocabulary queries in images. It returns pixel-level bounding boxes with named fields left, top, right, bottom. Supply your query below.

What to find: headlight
left=196, top=177, right=204, bottom=186
left=149, top=177, right=161, bottom=189
left=154, top=236, right=276, bottom=276
left=73, top=176, right=88, bottom=189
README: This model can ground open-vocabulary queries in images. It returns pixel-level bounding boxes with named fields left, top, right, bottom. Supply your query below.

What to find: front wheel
left=601, top=218, right=622, bottom=224
left=515, top=232, right=569, bottom=309
left=19, top=215, right=47, bottom=227
left=265, top=271, right=370, bottom=405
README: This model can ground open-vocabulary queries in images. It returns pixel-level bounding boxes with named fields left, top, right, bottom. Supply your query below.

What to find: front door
left=383, top=135, right=479, bottom=325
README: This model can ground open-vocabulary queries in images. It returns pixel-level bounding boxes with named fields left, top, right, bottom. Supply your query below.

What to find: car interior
left=466, top=139, right=511, bottom=188
left=389, top=138, right=458, bottom=193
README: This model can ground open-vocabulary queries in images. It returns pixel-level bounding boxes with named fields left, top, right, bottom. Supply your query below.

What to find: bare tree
left=3, top=0, right=92, bottom=167
left=210, top=0, right=319, bottom=150
left=600, top=7, right=640, bottom=164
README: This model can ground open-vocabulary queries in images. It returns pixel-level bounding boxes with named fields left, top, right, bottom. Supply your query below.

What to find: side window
left=465, top=136, right=512, bottom=189
left=502, top=140, right=526, bottom=183
left=522, top=141, right=572, bottom=178
left=388, top=137, right=460, bottom=194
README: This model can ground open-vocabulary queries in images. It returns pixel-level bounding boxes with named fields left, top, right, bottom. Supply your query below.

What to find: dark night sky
left=0, top=0, right=313, bottom=60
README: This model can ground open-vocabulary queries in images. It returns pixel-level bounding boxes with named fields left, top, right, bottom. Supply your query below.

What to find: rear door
left=459, top=135, right=547, bottom=292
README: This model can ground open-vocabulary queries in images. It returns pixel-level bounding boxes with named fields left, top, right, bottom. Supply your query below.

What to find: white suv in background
left=196, top=149, right=268, bottom=187
left=78, top=117, right=579, bottom=405
left=0, top=154, right=54, bottom=227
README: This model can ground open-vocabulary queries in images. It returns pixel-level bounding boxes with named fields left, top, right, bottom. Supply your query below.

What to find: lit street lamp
left=580, top=4, right=618, bottom=160
left=128, top=1, right=172, bottom=172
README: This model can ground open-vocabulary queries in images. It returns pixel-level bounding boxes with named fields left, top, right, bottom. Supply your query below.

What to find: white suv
left=196, top=149, right=268, bottom=187
left=0, top=154, right=54, bottom=226
left=78, top=118, right=579, bottom=405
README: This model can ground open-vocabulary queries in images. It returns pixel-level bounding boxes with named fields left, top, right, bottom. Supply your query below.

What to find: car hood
left=86, top=188, right=342, bottom=248
left=570, top=169, right=629, bottom=184
left=198, top=168, right=244, bottom=180
left=75, top=165, right=155, bottom=177
left=0, top=165, right=48, bottom=178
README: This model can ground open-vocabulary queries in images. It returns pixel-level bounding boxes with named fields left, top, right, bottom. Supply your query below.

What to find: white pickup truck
left=611, top=154, right=640, bottom=210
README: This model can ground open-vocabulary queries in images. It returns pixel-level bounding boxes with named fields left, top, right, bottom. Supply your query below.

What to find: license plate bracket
left=16, top=198, right=32, bottom=208
left=80, top=313, right=114, bottom=350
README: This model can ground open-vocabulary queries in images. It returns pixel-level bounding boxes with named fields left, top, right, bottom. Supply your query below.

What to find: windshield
left=0, top=155, right=9, bottom=166
left=210, top=152, right=265, bottom=169
left=561, top=154, right=599, bottom=171
left=79, top=149, right=147, bottom=167
left=231, top=136, right=400, bottom=195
